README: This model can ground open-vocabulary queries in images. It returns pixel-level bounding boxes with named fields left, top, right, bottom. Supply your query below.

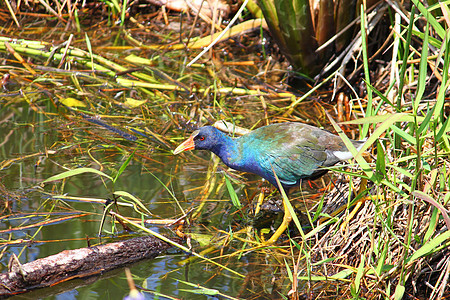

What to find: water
left=0, top=18, right=324, bottom=297
left=0, top=102, right=294, bottom=299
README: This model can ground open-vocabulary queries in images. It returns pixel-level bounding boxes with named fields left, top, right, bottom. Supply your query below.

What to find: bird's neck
left=210, top=135, right=241, bottom=169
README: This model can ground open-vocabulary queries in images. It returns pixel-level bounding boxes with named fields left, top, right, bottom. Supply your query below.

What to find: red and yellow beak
left=173, top=135, right=195, bottom=155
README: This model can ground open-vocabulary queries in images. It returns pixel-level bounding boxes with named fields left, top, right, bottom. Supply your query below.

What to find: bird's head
left=173, top=126, right=223, bottom=154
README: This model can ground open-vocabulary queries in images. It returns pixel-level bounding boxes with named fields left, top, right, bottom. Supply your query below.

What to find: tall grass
left=285, top=3, right=450, bottom=298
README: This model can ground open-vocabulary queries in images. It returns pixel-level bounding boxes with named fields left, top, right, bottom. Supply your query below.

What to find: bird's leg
left=266, top=193, right=292, bottom=244
left=263, top=166, right=294, bottom=244
left=340, top=176, right=368, bottom=234
left=254, top=186, right=271, bottom=216
left=254, top=189, right=265, bottom=216
left=340, top=152, right=371, bottom=234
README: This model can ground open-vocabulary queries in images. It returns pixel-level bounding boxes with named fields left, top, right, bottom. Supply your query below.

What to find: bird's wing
left=259, top=139, right=328, bottom=186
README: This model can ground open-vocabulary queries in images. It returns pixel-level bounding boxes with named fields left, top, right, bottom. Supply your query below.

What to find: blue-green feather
left=189, top=123, right=363, bottom=191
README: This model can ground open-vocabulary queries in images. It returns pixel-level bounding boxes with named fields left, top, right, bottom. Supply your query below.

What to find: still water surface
left=0, top=104, right=291, bottom=299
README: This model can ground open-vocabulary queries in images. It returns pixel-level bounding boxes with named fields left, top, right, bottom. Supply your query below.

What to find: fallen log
left=0, top=235, right=171, bottom=297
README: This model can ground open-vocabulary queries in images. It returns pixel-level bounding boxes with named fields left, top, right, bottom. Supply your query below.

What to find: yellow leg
left=340, top=198, right=364, bottom=234
left=254, top=190, right=265, bottom=216
left=340, top=176, right=368, bottom=234
left=266, top=194, right=292, bottom=244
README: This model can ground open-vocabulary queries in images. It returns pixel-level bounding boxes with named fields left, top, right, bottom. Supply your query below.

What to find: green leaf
left=178, top=289, right=219, bottom=295
left=284, top=258, right=293, bottom=283
left=145, top=168, right=184, bottom=215
left=418, top=104, right=436, bottom=135
left=360, top=4, right=373, bottom=137
left=312, top=193, right=325, bottom=222
left=113, top=150, right=135, bottom=183
left=364, top=80, right=395, bottom=109
left=311, top=256, right=339, bottom=266
left=111, top=213, right=245, bottom=278
left=375, top=240, right=389, bottom=276
left=304, top=217, right=336, bottom=240
left=390, top=124, right=416, bottom=145
left=432, top=31, right=450, bottom=125
left=375, top=141, right=386, bottom=180
left=436, top=116, right=450, bottom=142
left=340, top=113, right=419, bottom=125
left=415, top=21, right=429, bottom=112
left=297, top=269, right=353, bottom=281
left=413, top=191, right=450, bottom=229
left=124, top=54, right=156, bottom=65
left=178, top=280, right=219, bottom=295
left=85, top=32, right=93, bottom=55
left=98, top=200, right=115, bottom=237
left=59, top=97, right=86, bottom=107
left=353, top=254, right=365, bottom=295
left=409, top=0, right=445, bottom=39
left=328, top=113, right=407, bottom=195
left=84, top=32, right=94, bottom=71
left=406, top=230, right=450, bottom=264
left=394, top=283, right=405, bottom=300
left=42, top=167, right=113, bottom=183
left=114, top=190, right=152, bottom=216
left=225, top=176, right=242, bottom=209
left=120, top=0, right=128, bottom=26
left=124, top=98, right=147, bottom=108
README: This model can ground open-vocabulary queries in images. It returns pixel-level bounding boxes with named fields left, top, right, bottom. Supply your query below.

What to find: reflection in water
left=0, top=105, right=285, bottom=299
left=0, top=103, right=327, bottom=299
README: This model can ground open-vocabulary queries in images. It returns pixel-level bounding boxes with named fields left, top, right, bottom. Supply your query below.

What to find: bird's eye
left=199, top=136, right=205, bottom=141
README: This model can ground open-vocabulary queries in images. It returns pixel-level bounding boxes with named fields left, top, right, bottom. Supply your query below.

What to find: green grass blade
left=284, top=258, right=293, bottom=282
left=352, top=254, right=365, bottom=297
left=113, top=150, right=135, bottom=183
left=225, top=176, right=242, bottom=209
left=178, top=281, right=219, bottom=295
left=114, top=190, right=153, bottom=216
left=414, top=22, right=429, bottom=112
left=423, top=208, right=439, bottom=243
left=304, top=217, right=336, bottom=240
left=410, top=0, right=445, bottom=39
left=360, top=4, right=373, bottom=137
left=406, top=230, right=450, bottom=264
left=42, top=167, right=113, bottom=183
left=120, top=0, right=128, bottom=26
left=390, top=124, right=416, bottom=145
left=394, top=284, right=405, bottom=300
left=436, top=115, right=450, bottom=142
left=144, top=166, right=185, bottom=215
left=98, top=200, right=115, bottom=237
left=375, top=240, right=389, bottom=276
left=327, top=113, right=373, bottom=179
left=297, top=269, right=353, bottom=281
left=84, top=32, right=94, bottom=71
left=272, top=166, right=305, bottom=239
left=434, top=33, right=450, bottom=123
left=328, top=113, right=407, bottom=194
left=375, top=141, right=387, bottom=179
left=364, top=80, right=395, bottom=109
left=418, top=104, right=436, bottom=135
left=111, top=212, right=245, bottom=278
left=413, top=191, right=450, bottom=228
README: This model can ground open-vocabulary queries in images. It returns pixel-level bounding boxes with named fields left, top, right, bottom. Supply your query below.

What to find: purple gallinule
left=174, top=122, right=364, bottom=243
